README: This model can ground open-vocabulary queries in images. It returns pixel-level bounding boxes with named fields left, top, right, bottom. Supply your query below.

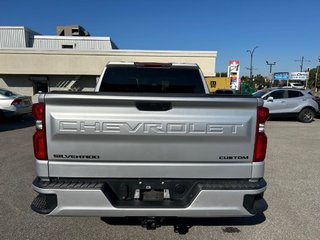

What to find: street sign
left=228, top=60, right=240, bottom=90
left=289, top=72, right=309, bottom=81
left=273, top=72, right=289, bottom=81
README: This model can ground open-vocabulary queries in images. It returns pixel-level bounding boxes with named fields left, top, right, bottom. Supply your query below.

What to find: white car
left=253, top=88, right=319, bottom=123
left=288, top=82, right=305, bottom=89
left=0, top=88, right=32, bottom=120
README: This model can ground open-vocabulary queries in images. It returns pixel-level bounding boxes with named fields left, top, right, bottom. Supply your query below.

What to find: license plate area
left=134, top=188, right=171, bottom=201
left=102, top=179, right=196, bottom=208
left=141, top=189, right=164, bottom=201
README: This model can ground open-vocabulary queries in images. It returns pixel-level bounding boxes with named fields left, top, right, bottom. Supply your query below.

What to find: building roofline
left=113, top=49, right=217, bottom=55
left=33, top=35, right=111, bottom=41
left=0, top=48, right=217, bottom=57
left=0, top=26, right=27, bottom=30
left=0, top=26, right=40, bottom=35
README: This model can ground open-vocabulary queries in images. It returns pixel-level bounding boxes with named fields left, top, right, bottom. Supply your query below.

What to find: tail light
left=253, top=107, right=269, bottom=162
left=32, top=103, right=47, bottom=160
left=11, top=99, right=22, bottom=106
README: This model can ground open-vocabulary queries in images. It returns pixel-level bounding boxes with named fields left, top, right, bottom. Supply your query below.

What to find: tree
left=253, top=74, right=266, bottom=88
left=241, top=75, right=268, bottom=88
left=307, top=68, right=320, bottom=89
left=240, top=76, right=255, bottom=94
left=241, top=76, right=250, bottom=84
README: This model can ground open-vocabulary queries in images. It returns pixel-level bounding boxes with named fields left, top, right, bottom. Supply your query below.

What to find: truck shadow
left=101, top=214, right=266, bottom=234
left=0, top=114, right=35, bottom=132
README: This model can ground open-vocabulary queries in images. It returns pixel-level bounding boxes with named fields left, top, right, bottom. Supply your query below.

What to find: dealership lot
left=1, top=116, right=320, bottom=240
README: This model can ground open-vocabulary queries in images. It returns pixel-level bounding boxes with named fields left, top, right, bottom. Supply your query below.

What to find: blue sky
left=1, top=0, right=320, bottom=76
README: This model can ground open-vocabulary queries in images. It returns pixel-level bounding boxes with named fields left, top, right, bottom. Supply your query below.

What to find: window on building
left=72, top=28, right=79, bottom=35
left=62, top=44, right=73, bottom=49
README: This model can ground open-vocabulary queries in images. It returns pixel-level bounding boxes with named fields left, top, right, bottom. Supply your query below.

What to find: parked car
left=253, top=88, right=319, bottom=123
left=288, top=82, right=305, bottom=89
left=0, top=88, right=32, bottom=120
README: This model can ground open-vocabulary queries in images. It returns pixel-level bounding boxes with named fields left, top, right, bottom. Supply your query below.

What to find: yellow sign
left=205, top=77, right=231, bottom=93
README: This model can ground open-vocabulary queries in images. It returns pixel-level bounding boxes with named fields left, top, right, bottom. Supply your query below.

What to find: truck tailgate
left=44, top=93, right=260, bottom=178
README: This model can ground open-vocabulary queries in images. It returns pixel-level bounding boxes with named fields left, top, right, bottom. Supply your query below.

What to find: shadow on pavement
left=268, top=116, right=319, bottom=122
left=0, top=114, right=35, bottom=132
left=101, top=214, right=266, bottom=234
left=268, top=117, right=297, bottom=122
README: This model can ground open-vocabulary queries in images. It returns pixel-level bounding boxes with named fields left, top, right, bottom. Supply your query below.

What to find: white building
left=0, top=26, right=217, bottom=99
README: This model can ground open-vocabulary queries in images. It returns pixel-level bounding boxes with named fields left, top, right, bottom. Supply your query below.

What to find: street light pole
left=247, top=46, right=259, bottom=84
left=266, top=61, right=276, bottom=73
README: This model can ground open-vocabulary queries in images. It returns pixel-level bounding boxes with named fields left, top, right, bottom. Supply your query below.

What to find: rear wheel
left=298, top=108, right=315, bottom=123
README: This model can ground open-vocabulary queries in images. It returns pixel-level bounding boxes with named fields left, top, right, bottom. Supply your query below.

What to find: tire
left=298, top=108, right=315, bottom=123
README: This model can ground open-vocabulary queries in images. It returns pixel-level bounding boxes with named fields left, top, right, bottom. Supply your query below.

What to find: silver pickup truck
left=31, top=62, right=269, bottom=228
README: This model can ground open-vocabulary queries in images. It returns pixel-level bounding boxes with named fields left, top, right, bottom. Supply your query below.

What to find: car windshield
left=0, top=88, right=17, bottom=97
left=253, top=90, right=269, bottom=98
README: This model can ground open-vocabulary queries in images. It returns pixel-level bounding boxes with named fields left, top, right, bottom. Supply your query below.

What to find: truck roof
left=106, top=61, right=200, bottom=68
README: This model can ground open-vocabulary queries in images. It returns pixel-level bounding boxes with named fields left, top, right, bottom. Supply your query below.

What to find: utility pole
left=294, top=56, right=310, bottom=72
left=266, top=61, right=276, bottom=87
left=246, top=46, right=259, bottom=85
left=266, top=61, right=276, bottom=73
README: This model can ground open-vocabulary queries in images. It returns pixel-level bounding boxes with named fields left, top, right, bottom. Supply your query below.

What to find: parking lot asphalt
left=1, top=116, right=320, bottom=240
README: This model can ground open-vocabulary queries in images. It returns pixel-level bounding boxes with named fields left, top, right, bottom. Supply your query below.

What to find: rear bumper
left=31, top=178, right=267, bottom=218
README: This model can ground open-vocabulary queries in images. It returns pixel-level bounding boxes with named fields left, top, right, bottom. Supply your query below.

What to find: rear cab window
left=98, top=64, right=206, bottom=93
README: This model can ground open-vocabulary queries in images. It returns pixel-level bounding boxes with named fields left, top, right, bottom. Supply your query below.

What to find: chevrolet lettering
left=58, top=121, right=246, bottom=136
